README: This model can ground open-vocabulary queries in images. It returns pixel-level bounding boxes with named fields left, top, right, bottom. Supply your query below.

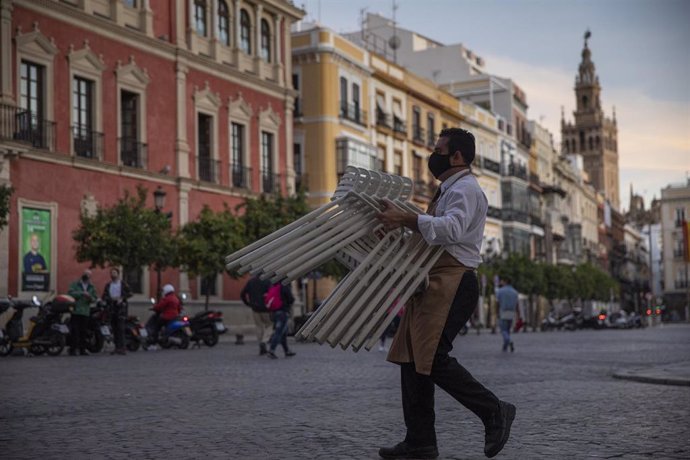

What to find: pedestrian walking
left=240, top=275, right=272, bottom=355
left=68, top=269, right=98, bottom=356
left=497, top=277, right=519, bottom=352
left=102, top=268, right=132, bottom=355
left=376, top=128, right=515, bottom=459
left=265, top=283, right=296, bottom=359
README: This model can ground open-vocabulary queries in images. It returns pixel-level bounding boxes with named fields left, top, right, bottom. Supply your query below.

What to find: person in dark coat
left=68, top=269, right=98, bottom=356
left=240, top=275, right=272, bottom=355
left=266, top=284, right=296, bottom=359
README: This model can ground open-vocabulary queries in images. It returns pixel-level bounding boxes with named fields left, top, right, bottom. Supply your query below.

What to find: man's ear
left=451, top=150, right=465, bottom=166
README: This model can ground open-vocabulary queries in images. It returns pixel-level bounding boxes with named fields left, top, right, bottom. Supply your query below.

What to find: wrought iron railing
left=261, top=171, right=281, bottom=194
left=393, top=117, right=407, bottom=135
left=481, top=157, right=500, bottom=174
left=0, top=104, right=55, bottom=150
left=376, top=109, right=391, bottom=129
left=72, top=126, right=104, bottom=160
left=119, top=137, right=147, bottom=169
left=230, top=163, right=251, bottom=189
left=412, top=125, right=426, bottom=144
left=505, top=162, right=528, bottom=180
left=487, top=206, right=502, bottom=219
left=339, top=103, right=367, bottom=126
left=198, top=156, right=220, bottom=183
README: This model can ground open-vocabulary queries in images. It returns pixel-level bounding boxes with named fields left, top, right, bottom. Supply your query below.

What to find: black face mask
left=428, top=152, right=452, bottom=179
left=81, top=275, right=89, bottom=282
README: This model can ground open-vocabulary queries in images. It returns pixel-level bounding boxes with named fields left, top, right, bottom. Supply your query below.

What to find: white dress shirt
left=417, top=169, right=488, bottom=268
left=109, top=280, right=122, bottom=300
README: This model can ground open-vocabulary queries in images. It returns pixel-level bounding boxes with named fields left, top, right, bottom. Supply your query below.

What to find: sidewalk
left=613, top=361, right=690, bottom=387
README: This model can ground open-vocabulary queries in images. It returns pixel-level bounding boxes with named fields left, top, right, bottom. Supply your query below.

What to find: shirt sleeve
left=417, top=187, right=476, bottom=246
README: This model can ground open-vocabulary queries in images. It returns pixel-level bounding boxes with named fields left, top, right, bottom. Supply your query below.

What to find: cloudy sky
left=299, top=0, right=690, bottom=211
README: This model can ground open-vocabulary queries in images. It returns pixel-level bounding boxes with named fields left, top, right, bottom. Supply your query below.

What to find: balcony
left=230, top=164, right=251, bottom=189
left=339, top=103, right=367, bottom=126
left=72, top=126, right=104, bottom=160
left=198, top=156, right=219, bottom=183
left=295, top=172, right=307, bottom=192
left=376, top=109, right=392, bottom=129
left=673, top=249, right=686, bottom=259
left=674, top=280, right=688, bottom=289
left=529, top=172, right=540, bottom=185
left=119, top=137, right=147, bottom=169
left=487, top=206, right=502, bottom=219
left=501, top=209, right=530, bottom=224
left=412, top=125, right=426, bottom=145
left=504, top=162, right=528, bottom=180
left=393, top=117, right=407, bottom=135
left=481, top=157, right=500, bottom=174
left=0, top=104, right=55, bottom=150
left=261, top=171, right=281, bottom=194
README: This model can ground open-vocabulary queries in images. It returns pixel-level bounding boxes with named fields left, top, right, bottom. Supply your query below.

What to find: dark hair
left=440, top=127, right=475, bottom=165
left=110, top=267, right=120, bottom=274
left=502, top=276, right=512, bottom=285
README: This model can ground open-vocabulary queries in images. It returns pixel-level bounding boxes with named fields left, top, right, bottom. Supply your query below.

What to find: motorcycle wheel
left=86, top=330, right=104, bottom=353
left=46, top=334, right=66, bottom=356
left=202, top=329, right=219, bottom=347
left=176, top=331, right=190, bottom=349
left=0, top=337, right=14, bottom=357
left=30, top=343, right=46, bottom=355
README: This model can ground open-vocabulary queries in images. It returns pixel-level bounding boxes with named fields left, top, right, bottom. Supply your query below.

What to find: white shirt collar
left=440, top=168, right=472, bottom=194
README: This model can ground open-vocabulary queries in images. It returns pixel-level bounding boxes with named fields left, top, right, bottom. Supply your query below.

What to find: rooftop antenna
left=388, top=0, right=400, bottom=63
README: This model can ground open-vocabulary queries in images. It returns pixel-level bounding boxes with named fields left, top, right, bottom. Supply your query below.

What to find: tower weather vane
left=584, top=28, right=592, bottom=46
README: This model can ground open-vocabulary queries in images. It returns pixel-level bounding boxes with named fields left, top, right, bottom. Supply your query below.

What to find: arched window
left=260, top=19, right=271, bottom=61
left=194, top=0, right=207, bottom=37
left=564, top=140, right=569, bottom=153
left=582, top=95, right=589, bottom=109
left=579, top=131, right=585, bottom=151
left=588, top=137, right=593, bottom=150
left=218, top=0, right=230, bottom=46
left=240, top=9, right=251, bottom=54
left=595, top=135, right=600, bottom=148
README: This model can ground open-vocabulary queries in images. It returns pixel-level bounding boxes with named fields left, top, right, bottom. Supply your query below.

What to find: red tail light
left=183, top=316, right=189, bottom=322
left=598, top=314, right=606, bottom=320
left=646, top=309, right=652, bottom=316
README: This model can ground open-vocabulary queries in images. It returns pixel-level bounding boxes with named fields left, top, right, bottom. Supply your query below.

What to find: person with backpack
left=264, top=282, right=296, bottom=359
left=240, top=275, right=272, bottom=355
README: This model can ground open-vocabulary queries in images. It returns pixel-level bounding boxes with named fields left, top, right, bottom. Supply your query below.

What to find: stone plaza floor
left=1, top=324, right=689, bottom=459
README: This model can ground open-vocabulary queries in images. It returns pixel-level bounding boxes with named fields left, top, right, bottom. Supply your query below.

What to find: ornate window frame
left=68, top=41, right=106, bottom=158
left=115, top=56, right=150, bottom=168
left=193, top=83, right=221, bottom=182
left=15, top=25, right=58, bottom=124
left=258, top=104, right=281, bottom=193
left=228, top=92, right=253, bottom=188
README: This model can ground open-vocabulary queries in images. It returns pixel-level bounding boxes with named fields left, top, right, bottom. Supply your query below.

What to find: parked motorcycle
left=0, top=295, right=72, bottom=357
left=124, top=315, right=149, bottom=352
left=84, top=300, right=113, bottom=353
left=540, top=310, right=560, bottom=331
left=189, top=310, right=227, bottom=347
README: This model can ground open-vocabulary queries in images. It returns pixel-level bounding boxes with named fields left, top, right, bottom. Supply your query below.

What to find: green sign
left=21, top=207, right=51, bottom=291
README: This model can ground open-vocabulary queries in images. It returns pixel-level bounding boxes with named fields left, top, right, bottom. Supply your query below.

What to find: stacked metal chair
left=225, top=166, right=442, bottom=352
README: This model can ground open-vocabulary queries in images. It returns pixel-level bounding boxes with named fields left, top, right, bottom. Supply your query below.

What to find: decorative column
left=273, top=14, right=283, bottom=84
left=0, top=0, right=13, bottom=104
left=175, top=0, right=187, bottom=47
left=140, top=0, right=154, bottom=37
left=209, top=0, right=218, bottom=59
left=253, top=3, right=262, bottom=75
left=231, top=0, right=240, bottom=65
left=284, top=95, right=294, bottom=195
left=175, top=59, right=191, bottom=178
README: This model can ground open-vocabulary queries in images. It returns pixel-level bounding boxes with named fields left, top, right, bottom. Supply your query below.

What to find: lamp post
left=153, top=186, right=167, bottom=299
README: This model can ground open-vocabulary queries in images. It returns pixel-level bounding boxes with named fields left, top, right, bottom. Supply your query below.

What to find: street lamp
left=153, top=186, right=167, bottom=299
left=153, top=186, right=166, bottom=212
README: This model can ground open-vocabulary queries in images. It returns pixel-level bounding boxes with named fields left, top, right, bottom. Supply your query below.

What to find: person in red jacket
left=147, top=284, right=181, bottom=342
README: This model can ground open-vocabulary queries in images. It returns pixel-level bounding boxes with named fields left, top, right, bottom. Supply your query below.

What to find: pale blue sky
left=299, top=0, right=690, bottom=210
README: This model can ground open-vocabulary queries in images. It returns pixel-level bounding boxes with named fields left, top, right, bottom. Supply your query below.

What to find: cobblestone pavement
left=1, top=324, right=689, bottom=460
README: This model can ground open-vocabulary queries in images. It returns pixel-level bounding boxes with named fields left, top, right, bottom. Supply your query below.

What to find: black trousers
left=69, top=314, right=89, bottom=352
left=401, top=270, right=501, bottom=447
left=110, top=302, right=127, bottom=350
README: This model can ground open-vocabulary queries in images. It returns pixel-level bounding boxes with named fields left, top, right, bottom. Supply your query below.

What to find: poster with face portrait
left=21, top=207, right=51, bottom=291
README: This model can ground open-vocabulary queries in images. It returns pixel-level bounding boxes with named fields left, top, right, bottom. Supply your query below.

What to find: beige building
left=660, top=179, right=690, bottom=318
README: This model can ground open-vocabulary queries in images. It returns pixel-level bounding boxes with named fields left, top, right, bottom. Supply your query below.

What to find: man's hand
left=376, top=199, right=419, bottom=232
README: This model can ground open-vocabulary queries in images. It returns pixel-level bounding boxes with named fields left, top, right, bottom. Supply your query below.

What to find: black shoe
left=266, top=350, right=278, bottom=359
left=509, top=342, right=514, bottom=353
left=379, top=441, right=439, bottom=459
left=79, top=350, right=90, bottom=356
left=484, top=401, right=516, bottom=458
left=259, top=343, right=267, bottom=355
left=285, top=350, right=296, bottom=357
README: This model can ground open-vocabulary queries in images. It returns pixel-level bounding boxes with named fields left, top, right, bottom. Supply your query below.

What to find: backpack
left=264, top=284, right=283, bottom=311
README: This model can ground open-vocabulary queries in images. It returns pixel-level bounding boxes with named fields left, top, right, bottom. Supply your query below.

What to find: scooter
left=84, top=300, right=113, bottom=353
left=0, top=295, right=72, bottom=357
left=189, top=310, right=227, bottom=347
left=124, top=315, right=149, bottom=352
left=144, top=298, right=192, bottom=350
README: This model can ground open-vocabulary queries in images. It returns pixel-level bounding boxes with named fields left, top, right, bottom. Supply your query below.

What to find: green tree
left=176, top=205, right=245, bottom=309
left=72, top=186, right=174, bottom=290
left=238, top=190, right=310, bottom=242
left=0, top=184, right=12, bottom=231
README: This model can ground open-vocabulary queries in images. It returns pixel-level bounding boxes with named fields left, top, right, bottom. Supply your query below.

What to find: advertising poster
left=21, top=207, right=51, bottom=291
